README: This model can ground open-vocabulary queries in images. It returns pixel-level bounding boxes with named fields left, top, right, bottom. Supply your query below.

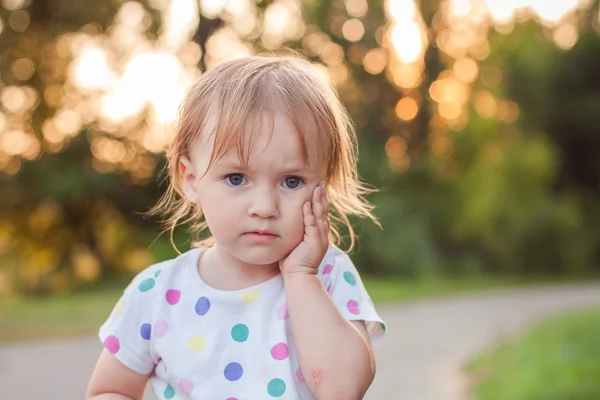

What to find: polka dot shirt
left=99, top=245, right=386, bottom=399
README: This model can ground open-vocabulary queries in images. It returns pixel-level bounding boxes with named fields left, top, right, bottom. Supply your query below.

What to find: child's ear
left=179, top=156, right=199, bottom=203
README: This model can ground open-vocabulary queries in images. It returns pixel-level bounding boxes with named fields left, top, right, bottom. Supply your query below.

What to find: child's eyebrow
left=215, top=161, right=309, bottom=174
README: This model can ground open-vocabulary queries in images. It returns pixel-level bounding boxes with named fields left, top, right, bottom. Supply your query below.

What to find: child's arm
left=280, top=183, right=380, bottom=399
left=284, top=274, right=375, bottom=400
left=86, top=349, right=150, bottom=400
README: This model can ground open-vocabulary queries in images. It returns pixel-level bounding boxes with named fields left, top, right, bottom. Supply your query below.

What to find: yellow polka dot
left=112, top=300, right=124, bottom=317
left=240, top=289, right=260, bottom=303
left=187, top=336, right=207, bottom=352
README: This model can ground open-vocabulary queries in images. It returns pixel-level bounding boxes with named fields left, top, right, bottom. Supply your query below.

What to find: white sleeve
left=323, top=249, right=387, bottom=343
left=98, top=269, right=158, bottom=374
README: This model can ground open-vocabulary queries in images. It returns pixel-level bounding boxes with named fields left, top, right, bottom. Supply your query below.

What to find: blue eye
left=226, top=174, right=246, bottom=186
left=284, top=177, right=302, bottom=189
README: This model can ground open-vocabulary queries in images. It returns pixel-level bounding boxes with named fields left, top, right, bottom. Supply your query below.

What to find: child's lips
left=243, top=231, right=278, bottom=241
left=245, top=230, right=277, bottom=236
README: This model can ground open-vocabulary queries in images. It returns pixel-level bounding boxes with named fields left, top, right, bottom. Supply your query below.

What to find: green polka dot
left=343, top=271, right=356, bottom=286
left=267, top=378, right=286, bottom=397
left=381, top=322, right=387, bottom=331
left=231, top=324, right=249, bottom=342
left=138, top=278, right=155, bottom=292
left=164, top=384, right=175, bottom=399
left=154, top=270, right=161, bottom=277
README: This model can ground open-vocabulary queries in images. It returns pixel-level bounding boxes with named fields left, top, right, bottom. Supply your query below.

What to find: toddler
left=87, top=55, right=386, bottom=400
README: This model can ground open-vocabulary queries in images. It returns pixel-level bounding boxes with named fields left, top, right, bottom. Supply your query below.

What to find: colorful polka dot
left=178, top=378, right=194, bottom=396
left=296, top=367, right=305, bottom=382
left=267, top=378, right=286, bottom=397
left=140, top=323, right=152, bottom=340
left=195, top=296, right=211, bottom=316
left=112, top=300, right=124, bottom=317
left=138, top=278, right=155, bottom=292
left=381, top=322, right=387, bottom=331
left=224, top=362, right=243, bottom=381
left=343, top=271, right=357, bottom=286
left=270, top=342, right=289, bottom=360
left=103, top=335, right=120, bottom=354
left=226, top=398, right=239, bottom=400
left=166, top=289, right=181, bottom=305
left=347, top=299, right=360, bottom=315
left=277, top=302, right=288, bottom=320
left=322, top=263, right=333, bottom=274
left=326, top=283, right=333, bottom=294
left=153, top=319, right=169, bottom=338
left=240, top=289, right=260, bottom=303
left=187, top=335, right=207, bottom=352
left=231, top=324, right=249, bottom=342
left=164, top=384, right=175, bottom=399
left=154, top=270, right=161, bottom=277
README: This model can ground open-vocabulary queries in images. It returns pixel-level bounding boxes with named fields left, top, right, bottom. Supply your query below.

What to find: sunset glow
left=0, top=0, right=593, bottom=173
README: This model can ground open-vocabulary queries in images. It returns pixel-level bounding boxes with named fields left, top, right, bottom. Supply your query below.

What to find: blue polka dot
left=140, top=323, right=151, bottom=340
left=224, top=362, right=243, bottom=381
left=195, top=296, right=211, bottom=316
left=138, top=278, right=155, bottom=292
left=267, top=378, right=286, bottom=397
left=343, top=271, right=356, bottom=286
left=231, top=324, right=249, bottom=342
left=154, top=270, right=161, bottom=277
left=164, top=384, right=175, bottom=399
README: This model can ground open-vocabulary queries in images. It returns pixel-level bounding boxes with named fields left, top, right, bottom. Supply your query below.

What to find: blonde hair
left=148, top=55, right=381, bottom=253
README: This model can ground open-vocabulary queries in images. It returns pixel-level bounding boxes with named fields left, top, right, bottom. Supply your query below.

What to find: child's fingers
left=303, top=201, right=318, bottom=230
left=304, top=202, right=325, bottom=254
left=312, top=183, right=324, bottom=219
left=313, top=183, right=329, bottom=241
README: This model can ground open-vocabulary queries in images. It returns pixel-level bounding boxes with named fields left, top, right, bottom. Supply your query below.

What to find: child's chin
left=237, top=246, right=290, bottom=266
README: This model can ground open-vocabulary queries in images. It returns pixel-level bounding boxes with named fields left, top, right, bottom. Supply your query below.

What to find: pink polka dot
left=277, top=302, right=288, bottom=320
left=322, top=264, right=333, bottom=275
left=165, top=289, right=181, bottom=305
left=103, top=335, right=120, bottom=354
left=178, top=378, right=194, bottom=395
left=226, top=398, right=239, bottom=400
left=296, top=367, right=305, bottom=382
left=154, top=319, right=169, bottom=337
left=326, top=283, right=333, bottom=294
left=347, top=299, right=360, bottom=315
left=270, top=342, right=289, bottom=360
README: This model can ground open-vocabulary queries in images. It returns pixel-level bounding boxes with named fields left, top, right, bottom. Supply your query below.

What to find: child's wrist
left=281, top=268, right=319, bottom=283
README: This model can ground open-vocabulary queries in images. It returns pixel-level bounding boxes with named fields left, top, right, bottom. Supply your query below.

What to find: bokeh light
left=0, top=0, right=592, bottom=177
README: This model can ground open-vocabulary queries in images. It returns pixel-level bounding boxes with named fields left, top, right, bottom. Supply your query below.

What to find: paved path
left=1, top=283, right=599, bottom=400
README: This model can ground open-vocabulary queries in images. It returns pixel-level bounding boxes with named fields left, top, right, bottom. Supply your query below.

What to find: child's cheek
left=288, top=198, right=307, bottom=231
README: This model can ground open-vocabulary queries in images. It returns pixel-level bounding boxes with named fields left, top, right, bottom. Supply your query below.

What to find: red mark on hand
left=312, top=369, right=323, bottom=383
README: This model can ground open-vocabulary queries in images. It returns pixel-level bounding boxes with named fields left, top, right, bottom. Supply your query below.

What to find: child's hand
left=279, top=181, right=329, bottom=277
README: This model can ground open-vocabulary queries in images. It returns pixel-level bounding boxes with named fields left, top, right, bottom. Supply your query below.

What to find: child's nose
left=248, top=188, right=279, bottom=219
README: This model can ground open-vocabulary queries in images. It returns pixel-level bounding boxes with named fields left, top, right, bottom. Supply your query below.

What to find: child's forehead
left=194, top=111, right=314, bottom=157
left=193, top=130, right=312, bottom=170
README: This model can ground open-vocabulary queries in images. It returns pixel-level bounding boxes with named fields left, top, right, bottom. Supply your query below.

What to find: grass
left=0, top=274, right=594, bottom=344
left=468, top=307, right=600, bottom=400
left=361, top=275, right=535, bottom=303
left=0, top=288, right=123, bottom=343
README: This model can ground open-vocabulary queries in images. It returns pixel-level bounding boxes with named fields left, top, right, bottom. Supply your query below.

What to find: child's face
left=183, top=112, right=325, bottom=267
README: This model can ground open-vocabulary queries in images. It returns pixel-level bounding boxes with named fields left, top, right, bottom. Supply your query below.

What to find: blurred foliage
left=0, top=0, right=599, bottom=295
left=354, top=11, right=600, bottom=278
left=468, top=307, right=600, bottom=400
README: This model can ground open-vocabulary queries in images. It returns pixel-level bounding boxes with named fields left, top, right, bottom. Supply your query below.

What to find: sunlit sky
left=71, top=0, right=586, bottom=125
left=0, top=0, right=592, bottom=175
